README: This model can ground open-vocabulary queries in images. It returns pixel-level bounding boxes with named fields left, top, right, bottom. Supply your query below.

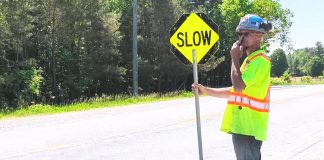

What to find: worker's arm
left=231, top=59, right=246, bottom=92
left=192, top=84, right=231, bottom=99
left=230, top=41, right=246, bottom=92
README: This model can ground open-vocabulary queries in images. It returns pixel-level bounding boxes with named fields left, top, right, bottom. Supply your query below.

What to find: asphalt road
left=0, top=85, right=324, bottom=160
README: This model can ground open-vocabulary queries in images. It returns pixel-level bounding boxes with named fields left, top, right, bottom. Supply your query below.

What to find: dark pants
left=232, top=134, right=263, bottom=160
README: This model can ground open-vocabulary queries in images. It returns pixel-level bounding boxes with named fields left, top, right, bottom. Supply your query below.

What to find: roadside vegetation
left=1, top=1, right=323, bottom=119
left=0, top=91, right=193, bottom=119
left=3, top=74, right=324, bottom=119
left=1, top=75, right=323, bottom=119
left=0, top=0, right=292, bottom=112
left=271, top=74, right=324, bottom=85
left=270, top=44, right=324, bottom=85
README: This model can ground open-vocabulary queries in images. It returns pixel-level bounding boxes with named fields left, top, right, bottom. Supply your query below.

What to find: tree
left=0, top=0, right=44, bottom=109
left=116, top=0, right=133, bottom=93
left=136, top=0, right=191, bottom=93
left=306, top=57, right=323, bottom=77
left=287, top=41, right=324, bottom=77
left=0, top=0, right=295, bottom=109
left=315, top=41, right=324, bottom=57
left=271, top=48, right=288, bottom=76
left=0, top=0, right=128, bottom=107
left=215, top=0, right=293, bottom=83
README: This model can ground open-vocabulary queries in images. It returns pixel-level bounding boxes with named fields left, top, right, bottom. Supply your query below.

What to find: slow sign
left=170, top=13, right=219, bottom=64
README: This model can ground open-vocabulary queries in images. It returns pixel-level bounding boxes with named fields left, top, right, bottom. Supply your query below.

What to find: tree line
left=271, top=41, right=324, bottom=77
left=0, top=0, right=292, bottom=109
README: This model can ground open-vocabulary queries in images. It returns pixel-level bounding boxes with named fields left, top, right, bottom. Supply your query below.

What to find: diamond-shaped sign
left=170, top=13, right=219, bottom=64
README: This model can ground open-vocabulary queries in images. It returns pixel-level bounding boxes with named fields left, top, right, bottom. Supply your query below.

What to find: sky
left=269, top=0, right=324, bottom=53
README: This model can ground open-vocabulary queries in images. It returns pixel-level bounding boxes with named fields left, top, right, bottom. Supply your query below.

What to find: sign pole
left=193, top=49, right=203, bottom=160
left=169, top=13, right=219, bottom=160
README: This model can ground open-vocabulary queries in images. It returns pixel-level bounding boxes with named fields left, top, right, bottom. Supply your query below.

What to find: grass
left=2, top=76, right=323, bottom=119
left=271, top=76, right=324, bottom=85
left=0, top=91, right=193, bottom=119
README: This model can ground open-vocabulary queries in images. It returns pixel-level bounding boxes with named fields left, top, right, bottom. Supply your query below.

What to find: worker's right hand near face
left=230, top=40, right=244, bottom=61
left=191, top=83, right=206, bottom=95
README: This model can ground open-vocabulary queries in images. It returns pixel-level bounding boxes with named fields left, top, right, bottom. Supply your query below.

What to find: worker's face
left=238, top=30, right=263, bottom=48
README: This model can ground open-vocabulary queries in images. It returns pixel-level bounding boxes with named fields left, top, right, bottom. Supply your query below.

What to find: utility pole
left=132, top=0, right=138, bottom=96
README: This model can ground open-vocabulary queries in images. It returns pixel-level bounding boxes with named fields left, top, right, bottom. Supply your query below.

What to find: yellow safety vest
left=221, top=49, right=271, bottom=141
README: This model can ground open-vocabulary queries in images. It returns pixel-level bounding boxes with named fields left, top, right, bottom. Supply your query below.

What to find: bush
left=281, top=72, right=292, bottom=84
left=315, top=76, right=324, bottom=83
left=319, top=76, right=324, bottom=80
left=271, top=78, right=285, bottom=85
left=0, top=67, right=42, bottom=110
left=301, top=76, right=312, bottom=83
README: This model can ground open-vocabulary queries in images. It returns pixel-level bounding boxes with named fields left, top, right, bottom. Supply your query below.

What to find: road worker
left=192, top=14, right=272, bottom=160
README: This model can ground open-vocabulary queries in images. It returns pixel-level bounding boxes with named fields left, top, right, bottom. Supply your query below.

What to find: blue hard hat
left=236, top=14, right=272, bottom=33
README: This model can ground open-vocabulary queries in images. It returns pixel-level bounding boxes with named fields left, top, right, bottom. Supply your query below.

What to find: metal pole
left=193, top=49, right=204, bottom=160
left=132, top=0, right=138, bottom=96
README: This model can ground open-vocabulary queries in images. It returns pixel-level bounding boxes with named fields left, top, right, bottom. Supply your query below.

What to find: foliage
left=271, top=48, right=288, bottom=76
left=0, top=0, right=127, bottom=108
left=287, top=50, right=310, bottom=76
left=270, top=78, right=285, bottom=85
left=271, top=72, right=291, bottom=85
left=136, top=0, right=192, bottom=93
left=300, top=76, right=312, bottom=83
left=271, top=76, right=324, bottom=85
left=0, top=62, right=42, bottom=110
left=318, top=76, right=324, bottom=82
left=219, top=0, right=293, bottom=48
left=0, top=0, right=293, bottom=110
left=305, top=57, right=323, bottom=77
left=280, top=71, right=291, bottom=84
left=287, top=41, right=324, bottom=77
left=213, top=0, right=292, bottom=86
left=0, top=91, right=193, bottom=119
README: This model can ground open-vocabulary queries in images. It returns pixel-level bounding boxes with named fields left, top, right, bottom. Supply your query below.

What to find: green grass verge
left=2, top=76, right=323, bottom=120
left=0, top=91, right=193, bottom=120
left=271, top=76, right=324, bottom=85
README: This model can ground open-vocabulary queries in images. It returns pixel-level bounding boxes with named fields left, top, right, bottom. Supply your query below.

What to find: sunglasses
left=237, top=32, right=250, bottom=37
left=237, top=32, right=261, bottom=37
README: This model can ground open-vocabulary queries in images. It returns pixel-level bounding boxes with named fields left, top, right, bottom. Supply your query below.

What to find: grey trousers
left=232, top=134, right=263, bottom=160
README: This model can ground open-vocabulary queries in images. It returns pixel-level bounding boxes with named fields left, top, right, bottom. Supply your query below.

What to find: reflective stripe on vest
left=228, top=88, right=270, bottom=112
left=228, top=53, right=271, bottom=113
left=247, top=53, right=271, bottom=63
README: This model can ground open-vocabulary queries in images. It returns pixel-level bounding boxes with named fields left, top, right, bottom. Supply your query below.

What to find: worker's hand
left=230, top=41, right=244, bottom=61
left=191, top=83, right=206, bottom=95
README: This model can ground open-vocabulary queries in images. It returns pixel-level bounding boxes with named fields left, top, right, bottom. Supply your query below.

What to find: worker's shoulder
left=253, top=53, right=270, bottom=62
left=250, top=54, right=271, bottom=65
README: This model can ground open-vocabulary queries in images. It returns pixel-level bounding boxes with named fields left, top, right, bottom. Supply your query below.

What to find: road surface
left=0, top=85, right=324, bottom=160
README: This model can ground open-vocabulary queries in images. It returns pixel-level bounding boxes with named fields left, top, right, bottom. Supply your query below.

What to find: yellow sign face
left=170, top=13, right=219, bottom=64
